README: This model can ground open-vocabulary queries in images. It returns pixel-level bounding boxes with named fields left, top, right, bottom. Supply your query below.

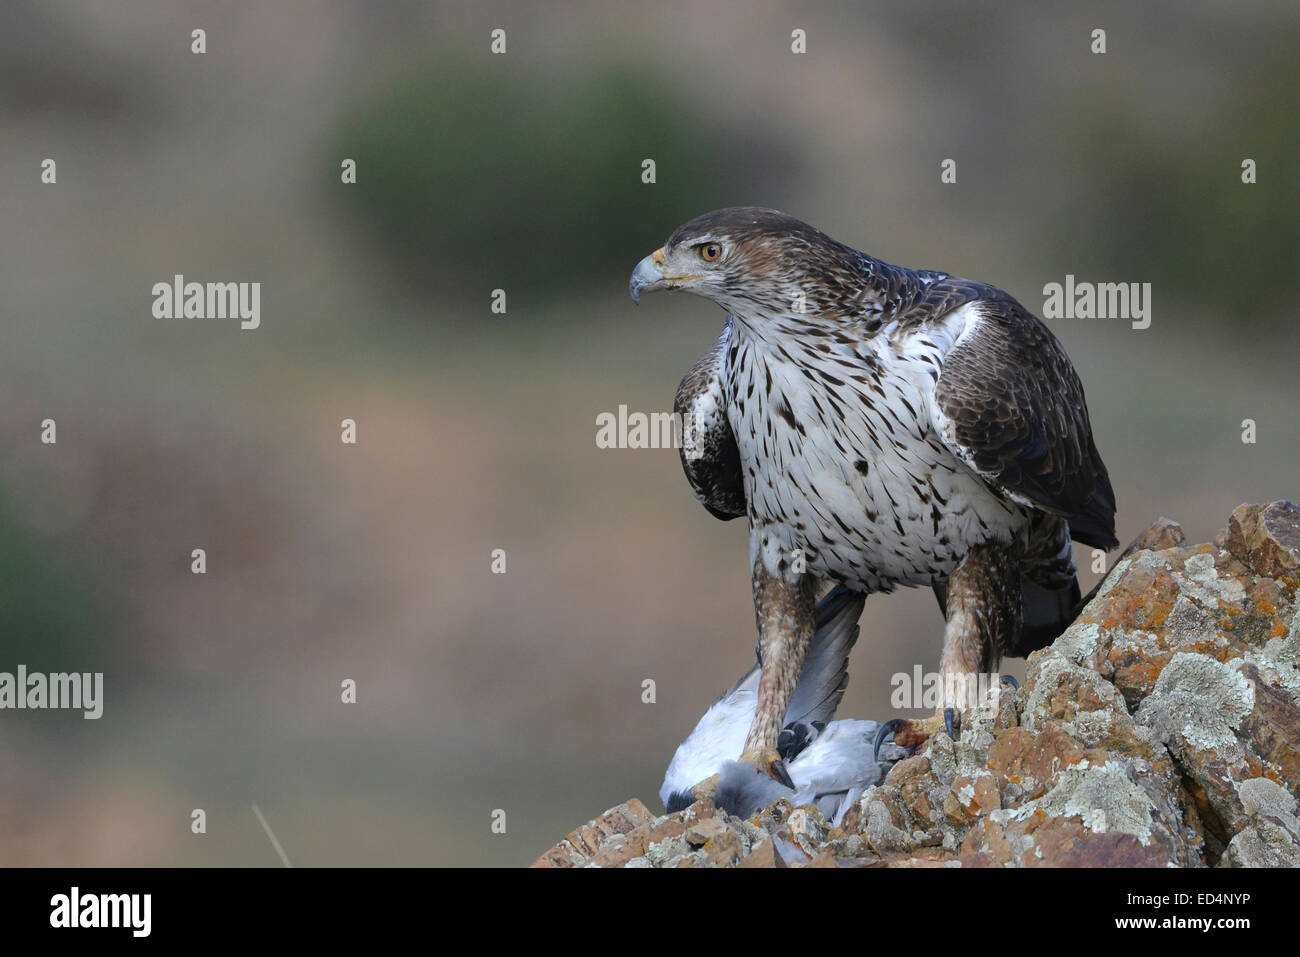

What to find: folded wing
left=930, top=296, right=1118, bottom=550
left=674, top=321, right=746, bottom=521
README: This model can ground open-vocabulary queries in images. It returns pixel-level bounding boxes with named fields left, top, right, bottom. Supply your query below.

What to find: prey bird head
left=629, top=207, right=865, bottom=318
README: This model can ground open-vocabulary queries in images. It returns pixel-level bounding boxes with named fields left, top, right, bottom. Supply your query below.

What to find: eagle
left=630, top=207, right=1116, bottom=793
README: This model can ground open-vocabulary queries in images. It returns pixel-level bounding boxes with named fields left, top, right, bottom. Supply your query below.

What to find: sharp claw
left=1000, top=674, right=1019, bottom=690
left=943, top=707, right=958, bottom=740
left=873, top=718, right=906, bottom=761
left=770, top=758, right=794, bottom=790
left=739, top=747, right=796, bottom=789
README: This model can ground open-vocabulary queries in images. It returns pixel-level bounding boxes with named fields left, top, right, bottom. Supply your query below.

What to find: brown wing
left=933, top=295, right=1118, bottom=549
left=675, top=323, right=746, bottom=521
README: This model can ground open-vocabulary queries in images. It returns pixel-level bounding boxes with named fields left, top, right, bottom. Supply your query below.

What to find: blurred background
left=1, top=0, right=1296, bottom=866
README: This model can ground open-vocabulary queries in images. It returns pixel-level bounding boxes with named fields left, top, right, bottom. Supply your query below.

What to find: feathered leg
left=876, top=542, right=1020, bottom=755
left=686, top=559, right=817, bottom=803
left=739, top=561, right=818, bottom=784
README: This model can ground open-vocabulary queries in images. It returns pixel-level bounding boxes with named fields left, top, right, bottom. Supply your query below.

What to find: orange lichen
left=1184, top=639, right=1239, bottom=663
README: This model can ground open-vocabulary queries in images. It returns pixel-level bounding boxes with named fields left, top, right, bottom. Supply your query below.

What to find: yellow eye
left=699, top=242, right=722, bottom=262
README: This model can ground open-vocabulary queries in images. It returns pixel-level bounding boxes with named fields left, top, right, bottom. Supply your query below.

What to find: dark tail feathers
left=1013, top=575, right=1083, bottom=656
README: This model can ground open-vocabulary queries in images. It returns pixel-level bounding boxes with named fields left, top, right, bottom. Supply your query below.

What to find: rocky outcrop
left=534, top=503, right=1300, bottom=868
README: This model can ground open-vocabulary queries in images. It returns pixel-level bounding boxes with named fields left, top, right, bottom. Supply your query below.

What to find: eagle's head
left=629, top=207, right=860, bottom=317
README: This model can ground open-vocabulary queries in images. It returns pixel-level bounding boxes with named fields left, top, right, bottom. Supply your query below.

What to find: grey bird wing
left=784, top=585, right=865, bottom=729
left=790, top=719, right=903, bottom=826
left=659, top=584, right=866, bottom=811
left=674, top=321, right=746, bottom=521
left=929, top=292, right=1118, bottom=550
left=712, top=719, right=898, bottom=824
left=790, top=721, right=889, bottom=792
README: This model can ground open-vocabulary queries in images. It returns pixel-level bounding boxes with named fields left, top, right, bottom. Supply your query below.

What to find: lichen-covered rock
left=1226, top=501, right=1300, bottom=580
left=1217, top=776, right=1300, bottom=866
left=534, top=503, right=1300, bottom=867
left=530, top=798, right=657, bottom=868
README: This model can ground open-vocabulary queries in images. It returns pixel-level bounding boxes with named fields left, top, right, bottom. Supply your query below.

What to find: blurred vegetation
left=1061, top=51, right=1299, bottom=324
left=332, top=62, right=794, bottom=303
left=0, top=496, right=117, bottom=674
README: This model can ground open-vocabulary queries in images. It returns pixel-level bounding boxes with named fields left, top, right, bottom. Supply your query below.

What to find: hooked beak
left=629, top=247, right=697, bottom=303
